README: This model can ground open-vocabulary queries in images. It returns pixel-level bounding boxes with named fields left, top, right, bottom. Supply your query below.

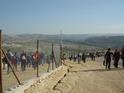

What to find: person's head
left=115, top=49, right=118, bottom=52
left=108, top=48, right=111, bottom=51
left=22, top=50, right=25, bottom=53
left=7, top=49, right=10, bottom=52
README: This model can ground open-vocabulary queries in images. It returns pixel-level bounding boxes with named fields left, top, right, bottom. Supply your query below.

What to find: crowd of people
left=68, top=52, right=94, bottom=64
left=68, top=50, right=105, bottom=64
left=2, top=50, right=47, bottom=74
left=2, top=46, right=124, bottom=74
left=68, top=46, right=124, bottom=70
left=104, top=46, right=124, bottom=70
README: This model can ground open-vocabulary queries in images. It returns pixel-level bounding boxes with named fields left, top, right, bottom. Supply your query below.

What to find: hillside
left=3, top=34, right=124, bottom=50
left=3, top=34, right=92, bottom=43
left=85, top=36, right=124, bottom=48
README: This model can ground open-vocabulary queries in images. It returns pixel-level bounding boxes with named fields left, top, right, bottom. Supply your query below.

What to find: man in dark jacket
left=105, top=48, right=113, bottom=70
left=82, top=53, right=86, bottom=63
left=113, top=49, right=120, bottom=68
left=121, top=46, right=124, bottom=68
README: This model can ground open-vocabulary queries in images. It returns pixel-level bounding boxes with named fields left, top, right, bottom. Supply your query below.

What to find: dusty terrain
left=4, top=58, right=124, bottom=93
left=2, top=63, right=54, bottom=91
left=23, top=59, right=124, bottom=93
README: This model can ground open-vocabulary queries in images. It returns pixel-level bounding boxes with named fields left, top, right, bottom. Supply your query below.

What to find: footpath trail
left=25, top=60, right=124, bottom=93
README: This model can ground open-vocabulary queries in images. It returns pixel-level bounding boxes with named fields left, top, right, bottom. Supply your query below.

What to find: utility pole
left=0, top=30, right=3, bottom=93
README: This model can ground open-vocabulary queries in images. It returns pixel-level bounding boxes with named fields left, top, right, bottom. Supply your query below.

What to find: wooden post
left=52, top=44, right=57, bottom=68
left=60, top=30, right=63, bottom=66
left=47, top=60, right=50, bottom=72
left=37, top=40, right=39, bottom=77
left=52, top=43, right=54, bottom=70
left=60, top=44, right=62, bottom=66
left=0, top=30, right=3, bottom=93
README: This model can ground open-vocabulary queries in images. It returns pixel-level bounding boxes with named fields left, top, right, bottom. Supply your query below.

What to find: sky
left=0, top=0, right=124, bottom=35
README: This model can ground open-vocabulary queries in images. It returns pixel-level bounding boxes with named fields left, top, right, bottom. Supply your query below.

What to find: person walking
left=82, top=53, right=86, bottom=63
left=12, top=52, right=18, bottom=71
left=105, top=48, right=113, bottom=70
left=32, top=54, right=36, bottom=70
left=73, top=54, right=77, bottom=62
left=6, top=50, right=13, bottom=74
left=77, top=53, right=81, bottom=64
left=121, top=46, right=124, bottom=68
left=113, top=49, right=120, bottom=68
left=20, top=50, right=27, bottom=71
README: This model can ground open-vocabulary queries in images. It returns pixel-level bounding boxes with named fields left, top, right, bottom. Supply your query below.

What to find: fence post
left=47, top=59, right=50, bottom=72
left=0, top=30, right=3, bottom=93
left=2, top=49, right=21, bottom=85
left=52, top=43, right=54, bottom=70
left=37, top=40, right=39, bottom=77
left=60, top=44, right=62, bottom=66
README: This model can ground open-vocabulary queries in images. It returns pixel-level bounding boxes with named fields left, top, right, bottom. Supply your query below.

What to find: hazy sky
left=0, top=0, right=124, bottom=34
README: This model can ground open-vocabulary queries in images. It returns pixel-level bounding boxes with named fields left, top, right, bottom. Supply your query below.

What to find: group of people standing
left=3, top=46, right=124, bottom=73
left=104, top=46, right=124, bottom=70
left=68, top=52, right=98, bottom=64
left=69, top=53, right=86, bottom=63
left=2, top=49, right=46, bottom=74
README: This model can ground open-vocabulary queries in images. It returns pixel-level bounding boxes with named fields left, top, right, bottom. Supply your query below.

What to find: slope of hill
left=2, top=34, right=101, bottom=53
left=3, top=34, right=124, bottom=48
left=3, top=34, right=93, bottom=42
left=85, top=36, right=124, bottom=48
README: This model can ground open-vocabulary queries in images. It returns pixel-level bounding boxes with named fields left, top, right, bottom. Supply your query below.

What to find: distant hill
left=3, top=34, right=124, bottom=48
left=84, top=36, right=124, bottom=48
left=3, top=34, right=92, bottom=43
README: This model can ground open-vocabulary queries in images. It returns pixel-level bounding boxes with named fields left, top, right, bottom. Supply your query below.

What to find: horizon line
left=3, top=32, right=124, bottom=36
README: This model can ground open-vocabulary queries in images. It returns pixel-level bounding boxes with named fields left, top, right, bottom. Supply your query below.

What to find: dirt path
left=3, top=64, right=50, bottom=91
left=63, top=61, right=124, bottom=93
left=24, top=66, right=68, bottom=93
left=13, top=60, right=124, bottom=93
